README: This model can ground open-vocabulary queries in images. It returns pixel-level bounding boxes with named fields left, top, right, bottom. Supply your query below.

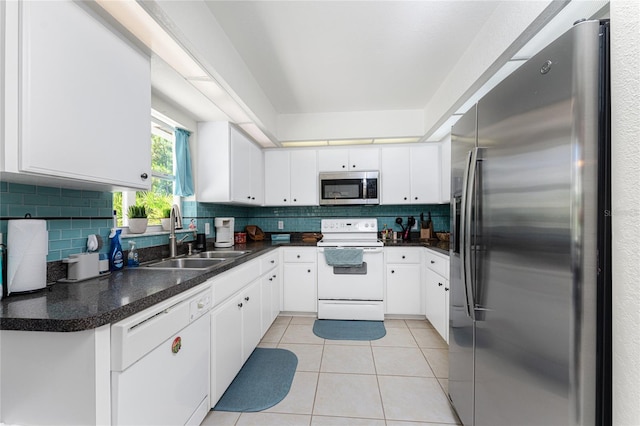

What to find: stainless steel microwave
left=319, top=171, right=380, bottom=205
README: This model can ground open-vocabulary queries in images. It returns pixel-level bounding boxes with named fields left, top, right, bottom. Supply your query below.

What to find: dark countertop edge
left=0, top=240, right=448, bottom=332
left=0, top=243, right=291, bottom=332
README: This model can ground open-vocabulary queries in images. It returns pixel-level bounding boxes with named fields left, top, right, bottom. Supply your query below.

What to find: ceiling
left=125, top=0, right=608, bottom=146
left=203, top=1, right=501, bottom=115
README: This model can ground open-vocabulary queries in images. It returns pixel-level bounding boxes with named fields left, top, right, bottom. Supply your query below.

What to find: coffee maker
left=214, top=217, right=234, bottom=248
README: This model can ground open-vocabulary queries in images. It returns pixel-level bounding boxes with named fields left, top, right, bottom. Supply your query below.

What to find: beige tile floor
left=202, top=316, right=461, bottom=426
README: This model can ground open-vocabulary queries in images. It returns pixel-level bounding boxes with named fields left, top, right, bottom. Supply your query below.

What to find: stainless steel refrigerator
left=449, top=19, right=611, bottom=426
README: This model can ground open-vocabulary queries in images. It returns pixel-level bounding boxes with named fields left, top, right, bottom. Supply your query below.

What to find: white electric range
left=317, top=218, right=384, bottom=321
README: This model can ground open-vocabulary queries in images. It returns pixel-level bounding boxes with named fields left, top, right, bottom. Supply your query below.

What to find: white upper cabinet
left=197, top=122, right=263, bottom=205
left=318, top=147, right=380, bottom=171
left=264, top=150, right=317, bottom=206
left=1, top=1, right=151, bottom=190
left=381, top=145, right=441, bottom=204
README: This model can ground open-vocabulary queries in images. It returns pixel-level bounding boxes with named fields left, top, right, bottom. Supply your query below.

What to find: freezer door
left=448, top=104, right=477, bottom=426
left=473, top=21, right=602, bottom=426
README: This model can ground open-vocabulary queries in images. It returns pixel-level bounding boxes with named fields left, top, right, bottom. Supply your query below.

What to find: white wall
left=611, top=1, right=640, bottom=424
left=277, top=109, right=424, bottom=142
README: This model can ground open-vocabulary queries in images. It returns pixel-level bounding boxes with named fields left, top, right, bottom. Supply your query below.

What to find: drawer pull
left=245, top=296, right=250, bottom=302
left=238, top=302, right=243, bottom=308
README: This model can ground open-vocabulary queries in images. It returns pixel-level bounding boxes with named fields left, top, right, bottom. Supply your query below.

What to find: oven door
left=317, top=246, right=384, bottom=300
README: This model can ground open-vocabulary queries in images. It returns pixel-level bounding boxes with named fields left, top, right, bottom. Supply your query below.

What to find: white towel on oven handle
left=323, top=247, right=364, bottom=267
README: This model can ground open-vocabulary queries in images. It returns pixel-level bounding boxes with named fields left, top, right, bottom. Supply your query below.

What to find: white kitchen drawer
left=283, top=248, right=316, bottom=263
left=260, top=250, right=279, bottom=273
left=385, top=248, right=421, bottom=264
left=425, top=249, right=449, bottom=278
left=211, top=260, right=260, bottom=306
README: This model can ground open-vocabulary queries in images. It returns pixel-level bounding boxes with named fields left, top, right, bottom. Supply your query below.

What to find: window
left=113, top=114, right=179, bottom=229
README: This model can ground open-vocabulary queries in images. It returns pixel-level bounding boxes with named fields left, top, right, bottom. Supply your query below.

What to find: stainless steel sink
left=192, top=250, right=251, bottom=259
left=145, top=257, right=230, bottom=271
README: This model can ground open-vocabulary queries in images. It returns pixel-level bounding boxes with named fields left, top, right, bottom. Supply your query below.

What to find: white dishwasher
left=111, top=284, right=212, bottom=426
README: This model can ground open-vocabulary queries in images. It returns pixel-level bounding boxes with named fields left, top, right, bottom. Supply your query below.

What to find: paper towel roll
left=7, top=219, right=48, bottom=294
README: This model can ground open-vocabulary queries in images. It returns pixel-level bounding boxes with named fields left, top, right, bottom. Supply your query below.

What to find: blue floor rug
left=313, top=319, right=386, bottom=341
left=213, top=348, right=298, bottom=412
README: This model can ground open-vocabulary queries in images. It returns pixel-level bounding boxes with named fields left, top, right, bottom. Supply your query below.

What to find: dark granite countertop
left=0, top=238, right=445, bottom=332
left=383, top=238, right=450, bottom=256
left=0, top=241, right=312, bottom=332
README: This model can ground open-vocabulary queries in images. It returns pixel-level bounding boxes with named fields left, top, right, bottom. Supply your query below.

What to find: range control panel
left=321, top=218, right=378, bottom=234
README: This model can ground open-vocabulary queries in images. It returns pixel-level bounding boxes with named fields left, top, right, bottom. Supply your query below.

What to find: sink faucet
left=169, top=204, right=183, bottom=258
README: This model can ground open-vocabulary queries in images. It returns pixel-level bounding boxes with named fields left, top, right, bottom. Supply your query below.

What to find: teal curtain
left=174, top=128, right=195, bottom=197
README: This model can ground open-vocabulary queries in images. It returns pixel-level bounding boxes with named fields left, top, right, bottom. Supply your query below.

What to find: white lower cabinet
left=261, top=266, right=281, bottom=335
left=282, top=248, right=317, bottom=313
left=424, top=249, right=450, bottom=343
left=384, top=247, right=422, bottom=315
left=210, top=279, right=261, bottom=405
left=209, top=251, right=281, bottom=407
left=210, top=292, right=243, bottom=405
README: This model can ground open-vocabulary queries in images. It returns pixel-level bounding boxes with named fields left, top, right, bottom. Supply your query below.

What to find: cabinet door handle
left=342, top=165, right=346, bottom=168
left=430, top=260, right=435, bottom=264
left=238, top=302, right=243, bottom=308
left=402, top=255, right=406, bottom=259
left=352, top=164, right=356, bottom=168
left=247, top=196, right=251, bottom=199
left=245, top=296, right=250, bottom=302
left=293, top=198, right=297, bottom=202
left=403, top=196, right=408, bottom=200
left=445, top=287, right=450, bottom=291
left=140, top=173, right=148, bottom=180
left=307, top=269, right=311, bottom=273
left=438, top=282, right=443, bottom=286
left=269, top=277, right=273, bottom=281
left=272, top=274, right=277, bottom=278
left=270, top=260, right=275, bottom=264
left=297, top=255, right=301, bottom=258
left=415, top=197, right=418, bottom=200
left=391, top=270, right=395, bottom=274
left=284, top=198, right=287, bottom=202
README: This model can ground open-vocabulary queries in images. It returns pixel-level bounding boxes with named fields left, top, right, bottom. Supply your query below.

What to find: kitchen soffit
left=107, top=1, right=602, bottom=147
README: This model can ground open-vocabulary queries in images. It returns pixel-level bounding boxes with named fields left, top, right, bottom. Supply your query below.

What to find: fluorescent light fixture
left=328, top=139, right=373, bottom=146
left=238, top=123, right=276, bottom=148
left=95, top=0, right=207, bottom=79
left=373, top=137, right=421, bottom=144
left=281, top=140, right=329, bottom=148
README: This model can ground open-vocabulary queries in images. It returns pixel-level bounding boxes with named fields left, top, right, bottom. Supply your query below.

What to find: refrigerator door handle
left=464, top=147, right=482, bottom=320
left=459, top=149, right=475, bottom=319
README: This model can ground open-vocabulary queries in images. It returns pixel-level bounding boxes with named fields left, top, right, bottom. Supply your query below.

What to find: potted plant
left=127, top=205, right=148, bottom=234
left=160, top=207, right=172, bottom=231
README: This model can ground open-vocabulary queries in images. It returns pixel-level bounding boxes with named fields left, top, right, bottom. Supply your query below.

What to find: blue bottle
left=109, top=228, right=124, bottom=271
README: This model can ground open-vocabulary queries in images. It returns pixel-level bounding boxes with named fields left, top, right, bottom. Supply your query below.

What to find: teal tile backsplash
left=1, top=181, right=450, bottom=263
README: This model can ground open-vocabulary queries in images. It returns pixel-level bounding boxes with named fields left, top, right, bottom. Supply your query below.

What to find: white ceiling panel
left=205, top=1, right=502, bottom=114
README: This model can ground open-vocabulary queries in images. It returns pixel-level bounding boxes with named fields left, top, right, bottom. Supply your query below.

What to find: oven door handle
left=317, top=247, right=383, bottom=253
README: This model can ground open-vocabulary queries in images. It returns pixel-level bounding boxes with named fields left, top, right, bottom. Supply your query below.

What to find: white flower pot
left=161, top=218, right=171, bottom=231
left=128, top=218, right=148, bottom=234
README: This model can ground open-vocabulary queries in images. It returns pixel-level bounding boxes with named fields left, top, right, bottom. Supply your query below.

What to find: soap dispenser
left=127, top=241, right=139, bottom=267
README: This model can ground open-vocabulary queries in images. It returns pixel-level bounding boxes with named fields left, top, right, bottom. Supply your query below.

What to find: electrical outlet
left=278, top=220, right=284, bottom=230
left=204, top=222, right=210, bottom=235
